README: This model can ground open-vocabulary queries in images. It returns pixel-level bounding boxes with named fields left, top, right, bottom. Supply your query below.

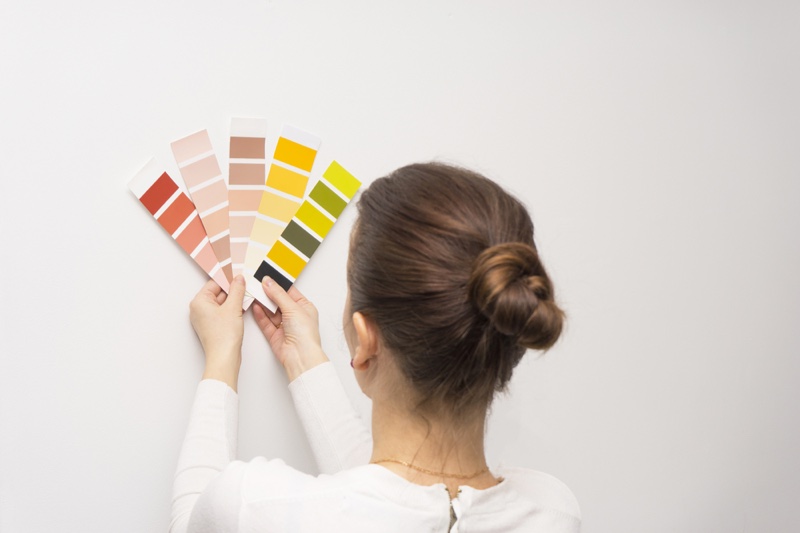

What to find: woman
left=171, top=163, right=581, bottom=532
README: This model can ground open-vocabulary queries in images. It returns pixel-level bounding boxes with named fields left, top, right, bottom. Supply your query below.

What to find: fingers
left=262, top=277, right=297, bottom=313
left=287, top=284, right=308, bottom=304
left=199, top=278, right=223, bottom=299
left=266, top=307, right=282, bottom=328
left=253, top=300, right=281, bottom=326
left=191, top=279, right=223, bottom=311
left=215, top=291, right=227, bottom=305
left=253, top=302, right=272, bottom=331
left=253, top=302, right=269, bottom=330
left=223, top=275, right=246, bottom=311
left=253, top=302, right=281, bottom=338
left=287, top=284, right=317, bottom=318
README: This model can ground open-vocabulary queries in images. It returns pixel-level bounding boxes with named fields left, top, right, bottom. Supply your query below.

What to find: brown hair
left=347, top=162, right=564, bottom=415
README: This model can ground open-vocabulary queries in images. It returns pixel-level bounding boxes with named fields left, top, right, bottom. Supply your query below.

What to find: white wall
left=1, top=1, right=798, bottom=531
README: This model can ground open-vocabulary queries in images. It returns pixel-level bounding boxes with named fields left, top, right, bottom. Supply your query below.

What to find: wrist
left=202, top=346, right=242, bottom=392
left=284, top=347, right=329, bottom=383
left=202, top=363, right=240, bottom=392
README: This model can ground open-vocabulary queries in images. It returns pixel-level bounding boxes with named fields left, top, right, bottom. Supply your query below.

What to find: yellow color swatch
left=267, top=240, right=307, bottom=279
left=274, top=137, right=317, bottom=172
left=249, top=218, right=283, bottom=247
left=295, top=201, right=334, bottom=238
left=323, top=161, right=362, bottom=199
left=258, top=191, right=302, bottom=222
left=266, top=164, right=308, bottom=198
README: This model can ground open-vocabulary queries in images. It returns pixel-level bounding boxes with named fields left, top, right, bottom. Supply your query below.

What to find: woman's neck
left=369, top=397, right=500, bottom=496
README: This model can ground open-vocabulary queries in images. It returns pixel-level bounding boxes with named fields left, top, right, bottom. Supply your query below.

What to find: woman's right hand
left=252, top=277, right=329, bottom=382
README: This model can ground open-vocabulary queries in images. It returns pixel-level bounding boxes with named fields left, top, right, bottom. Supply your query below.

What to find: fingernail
left=263, top=276, right=273, bottom=287
left=234, top=275, right=245, bottom=285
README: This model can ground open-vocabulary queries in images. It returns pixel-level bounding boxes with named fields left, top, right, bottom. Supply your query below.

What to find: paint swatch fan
left=128, top=118, right=362, bottom=311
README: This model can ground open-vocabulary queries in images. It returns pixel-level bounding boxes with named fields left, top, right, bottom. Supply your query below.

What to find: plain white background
left=1, top=1, right=798, bottom=531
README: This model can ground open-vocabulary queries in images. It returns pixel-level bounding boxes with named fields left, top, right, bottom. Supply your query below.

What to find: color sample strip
left=243, top=125, right=321, bottom=300
left=128, top=158, right=230, bottom=292
left=171, top=130, right=233, bottom=283
left=228, top=118, right=267, bottom=280
left=248, top=161, right=362, bottom=310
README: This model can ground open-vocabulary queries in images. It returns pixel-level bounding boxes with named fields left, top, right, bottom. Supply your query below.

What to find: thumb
left=223, top=275, right=246, bottom=310
left=262, top=277, right=296, bottom=313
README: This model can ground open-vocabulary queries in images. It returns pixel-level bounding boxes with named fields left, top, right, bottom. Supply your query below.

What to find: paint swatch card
left=243, top=125, right=321, bottom=298
left=228, top=118, right=267, bottom=280
left=171, top=130, right=233, bottom=283
left=128, top=159, right=230, bottom=292
left=249, top=161, right=361, bottom=310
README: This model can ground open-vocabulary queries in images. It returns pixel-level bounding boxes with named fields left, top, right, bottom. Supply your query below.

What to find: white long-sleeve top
left=171, top=363, right=581, bottom=532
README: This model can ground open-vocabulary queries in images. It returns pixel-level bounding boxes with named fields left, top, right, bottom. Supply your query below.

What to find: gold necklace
left=371, top=458, right=490, bottom=479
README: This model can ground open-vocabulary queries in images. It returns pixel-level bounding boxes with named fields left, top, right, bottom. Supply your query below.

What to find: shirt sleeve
left=170, top=379, right=239, bottom=533
left=288, top=362, right=373, bottom=474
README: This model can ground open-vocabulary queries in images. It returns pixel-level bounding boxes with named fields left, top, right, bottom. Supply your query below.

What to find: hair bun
left=468, top=242, right=564, bottom=350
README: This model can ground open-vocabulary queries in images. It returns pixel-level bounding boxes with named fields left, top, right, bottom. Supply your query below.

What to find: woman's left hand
left=189, top=275, right=247, bottom=391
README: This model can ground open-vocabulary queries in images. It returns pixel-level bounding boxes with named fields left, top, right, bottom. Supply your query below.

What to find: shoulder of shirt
left=231, top=456, right=366, bottom=503
left=222, top=459, right=580, bottom=523
left=499, top=467, right=582, bottom=522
